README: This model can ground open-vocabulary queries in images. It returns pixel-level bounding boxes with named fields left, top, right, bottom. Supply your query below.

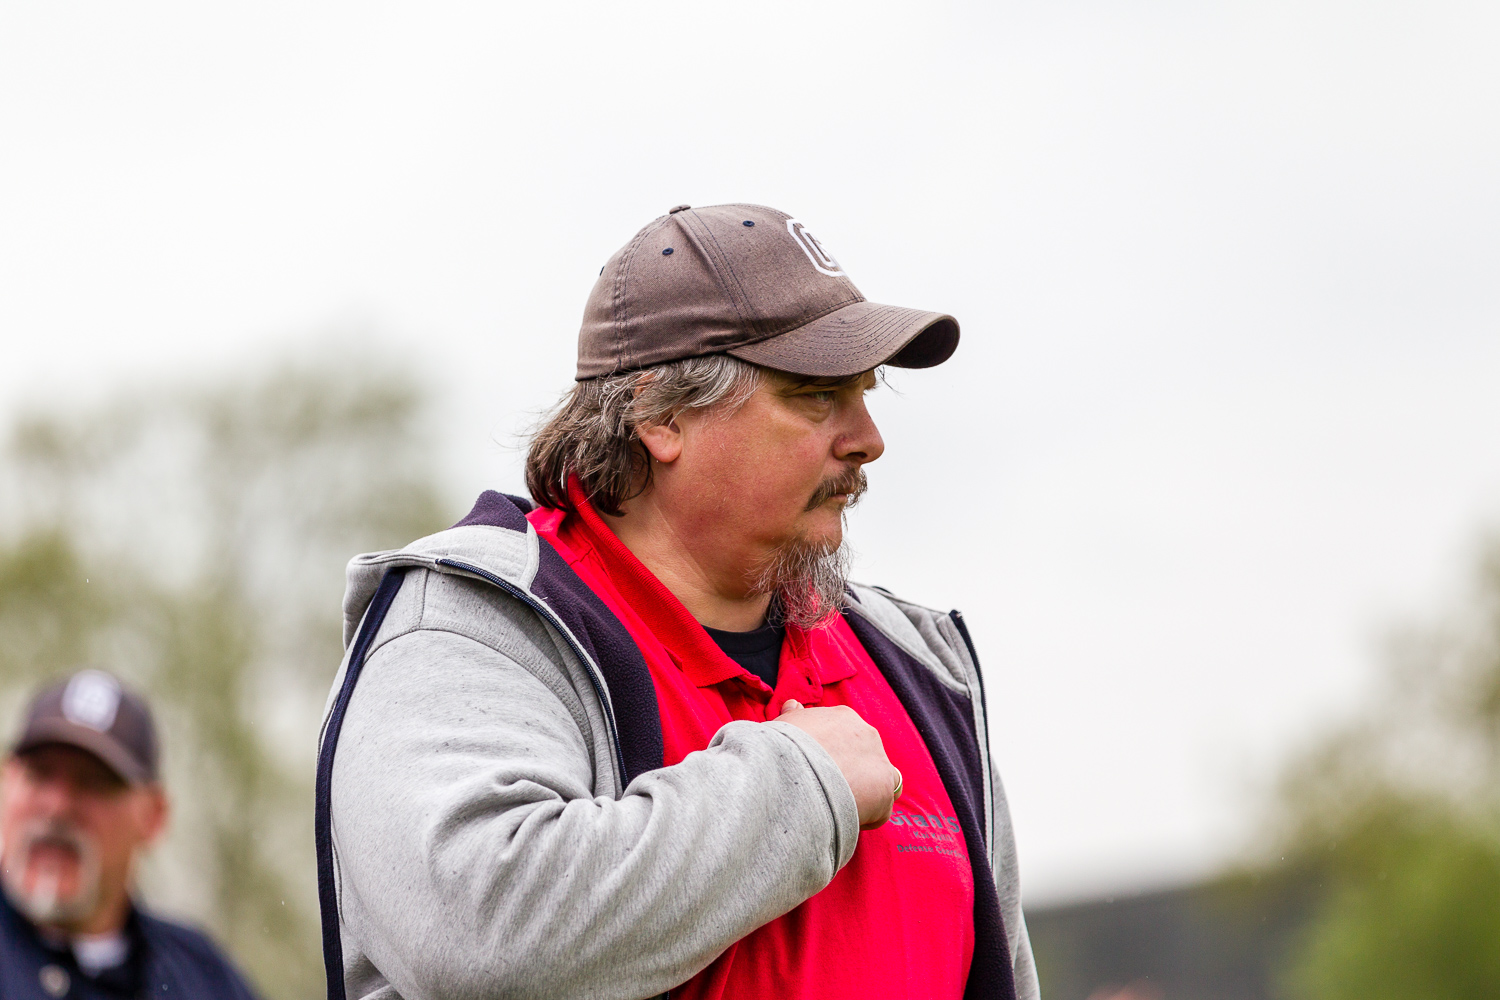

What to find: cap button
left=668, top=204, right=691, bottom=214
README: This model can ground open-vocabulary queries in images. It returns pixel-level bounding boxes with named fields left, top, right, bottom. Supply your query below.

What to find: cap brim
left=14, top=719, right=152, bottom=785
left=726, top=301, right=959, bottom=377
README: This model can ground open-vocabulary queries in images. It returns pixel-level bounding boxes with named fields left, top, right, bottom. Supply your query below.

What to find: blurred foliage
left=1263, top=540, right=1500, bottom=999
left=0, top=353, right=450, bottom=999
left=1283, top=806, right=1500, bottom=999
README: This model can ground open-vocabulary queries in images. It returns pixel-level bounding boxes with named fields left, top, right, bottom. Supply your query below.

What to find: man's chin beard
left=1, top=822, right=102, bottom=927
left=749, top=536, right=852, bottom=630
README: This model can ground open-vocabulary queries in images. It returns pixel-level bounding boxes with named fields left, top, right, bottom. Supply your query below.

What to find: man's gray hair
left=525, top=355, right=762, bottom=516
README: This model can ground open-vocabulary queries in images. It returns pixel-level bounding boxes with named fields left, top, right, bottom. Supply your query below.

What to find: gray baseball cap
left=576, top=203, right=960, bottom=380
left=12, top=669, right=159, bottom=785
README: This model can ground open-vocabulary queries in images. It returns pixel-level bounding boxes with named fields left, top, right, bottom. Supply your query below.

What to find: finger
left=860, top=798, right=894, bottom=831
left=779, top=699, right=804, bottom=715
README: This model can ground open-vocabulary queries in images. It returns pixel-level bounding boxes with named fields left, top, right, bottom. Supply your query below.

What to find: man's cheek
left=768, top=471, right=824, bottom=516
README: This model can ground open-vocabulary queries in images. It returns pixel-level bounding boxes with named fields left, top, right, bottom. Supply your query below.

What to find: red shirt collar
left=548, top=478, right=857, bottom=693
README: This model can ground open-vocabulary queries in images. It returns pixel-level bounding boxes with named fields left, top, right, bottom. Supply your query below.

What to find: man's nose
left=835, top=398, right=885, bottom=465
left=29, top=777, right=79, bottom=817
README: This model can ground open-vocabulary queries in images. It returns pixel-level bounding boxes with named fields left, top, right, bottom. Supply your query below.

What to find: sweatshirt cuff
left=759, top=720, right=861, bottom=871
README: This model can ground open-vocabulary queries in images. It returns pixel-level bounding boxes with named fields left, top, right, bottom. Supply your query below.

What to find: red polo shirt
left=529, top=489, right=975, bottom=999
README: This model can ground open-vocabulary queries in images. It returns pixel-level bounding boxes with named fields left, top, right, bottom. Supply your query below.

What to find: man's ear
left=133, top=785, right=170, bottom=849
left=637, top=417, right=683, bottom=464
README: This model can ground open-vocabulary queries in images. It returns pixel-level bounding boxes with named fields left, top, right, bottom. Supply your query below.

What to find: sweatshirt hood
left=341, top=491, right=540, bottom=648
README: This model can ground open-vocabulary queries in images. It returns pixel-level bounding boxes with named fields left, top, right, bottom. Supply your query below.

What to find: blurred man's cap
left=12, top=670, right=159, bottom=785
left=576, top=203, right=960, bottom=380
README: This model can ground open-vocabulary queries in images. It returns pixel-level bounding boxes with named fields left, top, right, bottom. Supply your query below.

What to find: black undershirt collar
left=702, top=622, right=785, bottom=690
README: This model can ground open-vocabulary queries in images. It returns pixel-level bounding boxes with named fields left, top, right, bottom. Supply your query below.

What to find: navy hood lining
left=450, top=490, right=664, bottom=784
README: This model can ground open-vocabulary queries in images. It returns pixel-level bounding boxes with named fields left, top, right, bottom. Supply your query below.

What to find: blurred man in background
left=0, top=669, right=260, bottom=999
left=319, top=204, right=1037, bottom=1000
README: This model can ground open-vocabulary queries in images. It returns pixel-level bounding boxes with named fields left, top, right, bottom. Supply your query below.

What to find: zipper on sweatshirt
left=950, top=608, right=994, bottom=860
left=949, top=609, right=989, bottom=732
left=435, top=557, right=630, bottom=789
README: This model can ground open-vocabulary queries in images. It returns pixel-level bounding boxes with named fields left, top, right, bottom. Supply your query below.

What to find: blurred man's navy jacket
left=0, top=891, right=260, bottom=999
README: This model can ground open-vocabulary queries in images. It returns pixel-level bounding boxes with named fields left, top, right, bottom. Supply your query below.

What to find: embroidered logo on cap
left=786, top=219, right=845, bottom=277
left=61, top=670, right=122, bottom=733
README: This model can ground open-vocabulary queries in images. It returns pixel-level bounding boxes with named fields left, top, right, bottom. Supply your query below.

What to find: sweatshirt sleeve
left=330, top=627, right=861, bottom=1000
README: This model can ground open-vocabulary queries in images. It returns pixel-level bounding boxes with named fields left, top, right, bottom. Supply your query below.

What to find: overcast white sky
left=3, top=1, right=1498, bottom=904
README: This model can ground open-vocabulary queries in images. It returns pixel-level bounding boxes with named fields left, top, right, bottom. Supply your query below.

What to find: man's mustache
left=18, top=821, right=90, bottom=862
left=805, top=467, right=868, bottom=512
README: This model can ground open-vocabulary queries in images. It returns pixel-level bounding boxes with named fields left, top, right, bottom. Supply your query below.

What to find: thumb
left=779, top=699, right=804, bottom=715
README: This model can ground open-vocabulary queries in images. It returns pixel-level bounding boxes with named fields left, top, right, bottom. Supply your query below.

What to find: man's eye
left=807, top=390, right=836, bottom=404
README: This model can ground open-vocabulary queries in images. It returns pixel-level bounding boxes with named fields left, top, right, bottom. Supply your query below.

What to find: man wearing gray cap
left=318, top=205, right=1038, bottom=1000
left=0, top=669, right=260, bottom=999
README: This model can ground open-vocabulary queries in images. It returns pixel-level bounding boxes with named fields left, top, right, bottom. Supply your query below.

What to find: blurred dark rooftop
left=1026, top=878, right=1316, bottom=1000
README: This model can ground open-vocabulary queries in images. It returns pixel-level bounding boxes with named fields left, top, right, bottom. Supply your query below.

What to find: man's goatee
left=750, top=539, right=853, bottom=629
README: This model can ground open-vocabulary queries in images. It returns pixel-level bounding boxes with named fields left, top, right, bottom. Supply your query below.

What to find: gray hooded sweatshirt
left=319, top=492, right=1038, bottom=1000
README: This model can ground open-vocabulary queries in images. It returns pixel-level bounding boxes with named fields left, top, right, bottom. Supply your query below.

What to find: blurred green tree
left=1265, top=543, right=1500, bottom=999
left=0, top=353, right=451, bottom=999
